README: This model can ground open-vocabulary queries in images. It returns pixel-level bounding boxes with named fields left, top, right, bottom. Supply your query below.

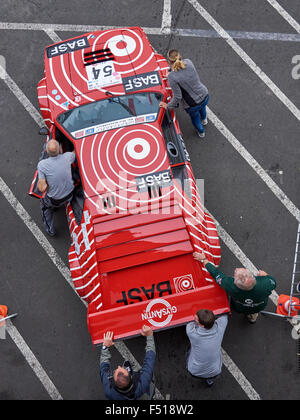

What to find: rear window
left=57, top=92, right=163, bottom=139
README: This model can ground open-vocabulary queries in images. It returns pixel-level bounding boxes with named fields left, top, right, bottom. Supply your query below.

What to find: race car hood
left=44, top=27, right=162, bottom=121
left=72, top=118, right=171, bottom=207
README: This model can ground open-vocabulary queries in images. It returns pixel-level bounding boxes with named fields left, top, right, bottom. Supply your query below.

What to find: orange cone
left=276, top=295, right=300, bottom=316
left=0, top=305, right=8, bottom=327
left=0, top=305, right=8, bottom=318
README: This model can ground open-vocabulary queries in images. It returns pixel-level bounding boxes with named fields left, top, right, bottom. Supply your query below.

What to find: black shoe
left=205, top=378, right=215, bottom=387
left=46, top=229, right=56, bottom=237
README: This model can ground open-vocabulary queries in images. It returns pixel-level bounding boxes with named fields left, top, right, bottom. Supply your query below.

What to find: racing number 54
left=91, top=64, right=113, bottom=81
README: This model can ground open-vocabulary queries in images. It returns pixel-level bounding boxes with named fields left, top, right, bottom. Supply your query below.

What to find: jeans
left=40, top=193, right=73, bottom=234
left=185, top=95, right=209, bottom=134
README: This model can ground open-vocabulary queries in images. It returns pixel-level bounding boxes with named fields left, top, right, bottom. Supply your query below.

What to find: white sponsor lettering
left=123, top=72, right=161, bottom=92
left=142, top=298, right=177, bottom=327
left=47, top=37, right=89, bottom=58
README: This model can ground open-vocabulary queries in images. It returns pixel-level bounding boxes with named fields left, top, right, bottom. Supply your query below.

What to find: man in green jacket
left=194, top=252, right=277, bottom=324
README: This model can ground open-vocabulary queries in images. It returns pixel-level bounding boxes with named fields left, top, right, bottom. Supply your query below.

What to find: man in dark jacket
left=100, top=325, right=156, bottom=400
left=194, top=252, right=277, bottom=324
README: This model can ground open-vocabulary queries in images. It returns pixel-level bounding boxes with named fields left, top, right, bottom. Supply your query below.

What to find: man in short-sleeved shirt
left=194, top=252, right=276, bottom=323
left=37, top=140, right=76, bottom=236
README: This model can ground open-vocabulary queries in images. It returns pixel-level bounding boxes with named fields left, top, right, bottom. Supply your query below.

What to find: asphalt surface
left=0, top=0, right=300, bottom=402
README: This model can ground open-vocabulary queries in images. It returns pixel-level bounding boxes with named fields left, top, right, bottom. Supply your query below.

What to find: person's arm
left=37, top=165, right=48, bottom=193
left=136, top=326, right=156, bottom=395
left=37, top=178, right=48, bottom=193
left=193, top=252, right=232, bottom=290
left=256, top=270, right=277, bottom=291
left=100, top=331, right=114, bottom=388
left=166, top=75, right=182, bottom=109
left=159, top=73, right=182, bottom=110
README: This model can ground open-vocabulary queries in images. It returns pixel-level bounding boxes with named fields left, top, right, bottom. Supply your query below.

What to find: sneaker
left=197, top=131, right=205, bottom=138
left=246, top=313, right=259, bottom=324
left=202, top=118, right=208, bottom=126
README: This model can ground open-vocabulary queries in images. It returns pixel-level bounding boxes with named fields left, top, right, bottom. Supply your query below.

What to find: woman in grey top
left=160, top=50, right=209, bottom=138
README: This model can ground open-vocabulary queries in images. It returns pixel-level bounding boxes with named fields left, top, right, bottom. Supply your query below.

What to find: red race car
left=30, top=27, right=229, bottom=345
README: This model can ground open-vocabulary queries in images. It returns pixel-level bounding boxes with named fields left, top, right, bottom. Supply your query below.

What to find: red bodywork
left=31, top=27, right=230, bottom=345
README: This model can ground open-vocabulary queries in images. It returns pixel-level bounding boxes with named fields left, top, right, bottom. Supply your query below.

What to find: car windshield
left=57, top=92, right=163, bottom=139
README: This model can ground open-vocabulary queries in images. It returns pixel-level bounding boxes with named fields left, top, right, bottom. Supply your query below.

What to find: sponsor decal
left=146, top=114, right=156, bottom=122
left=46, top=36, right=89, bottom=58
left=71, top=113, right=157, bottom=139
left=116, top=281, right=172, bottom=305
left=86, top=61, right=121, bottom=90
left=74, top=130, right=84, bottom=139
left=135, top=169, right=173, bottom=192
left=85, top=128, right=95, bottom=135
left=173, top=274, right=195, bottom=293
left=142, top=298, right=177, bottom=328
left=123, top=71, right=161, bottom=93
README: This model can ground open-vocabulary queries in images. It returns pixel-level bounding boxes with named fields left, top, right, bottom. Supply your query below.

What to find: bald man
left=194, top=252, right=276, bottom=324
left=37, top=140, right=76, bottom=236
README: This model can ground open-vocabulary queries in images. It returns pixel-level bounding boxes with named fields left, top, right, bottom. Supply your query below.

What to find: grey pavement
left=0, top=0, right=300, bottom=401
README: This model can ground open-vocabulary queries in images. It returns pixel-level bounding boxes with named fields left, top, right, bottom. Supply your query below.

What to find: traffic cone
left=0, top=305, right=8, bottom=327
left=0, top=305, right=8, bottom=318
left=276, top=294, right=300, bottom=316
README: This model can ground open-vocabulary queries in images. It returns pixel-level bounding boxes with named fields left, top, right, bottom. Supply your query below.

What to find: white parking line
left=207, top=107, right=300, bottom=222
left=222, top=350, right=260, bottom=400
left=266, top=0, right=300, bottom=34
left=162, top=0, right=172, bottom=33
left=1, top=66, right=44, bottom=127
left=0, top=21, right=300, bottom=42
left=5, top=319, right=63, bottom=400
left=187, top=0, right=300, bottom=123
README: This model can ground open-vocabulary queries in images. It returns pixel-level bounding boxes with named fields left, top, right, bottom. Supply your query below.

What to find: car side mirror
left=39, top=127, right=49, bottom=136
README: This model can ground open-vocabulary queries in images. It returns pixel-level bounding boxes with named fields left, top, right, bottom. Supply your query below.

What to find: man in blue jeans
left=159, top=49, right=209, bottom=138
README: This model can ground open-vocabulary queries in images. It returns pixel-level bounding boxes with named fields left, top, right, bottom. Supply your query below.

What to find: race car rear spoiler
left=87, top=285, right=230, bottom=345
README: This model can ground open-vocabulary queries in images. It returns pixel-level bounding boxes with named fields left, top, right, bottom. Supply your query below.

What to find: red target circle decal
left=79, top=124, right=171, bottom=209
left=91, top=29, right=153, bottom=76
left=173, top=275, right=195, bottom=293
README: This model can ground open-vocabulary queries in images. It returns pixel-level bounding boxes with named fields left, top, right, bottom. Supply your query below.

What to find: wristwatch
left=200, top=258, right=206, bottom=263
left=102, top=345, right=108, bottom=350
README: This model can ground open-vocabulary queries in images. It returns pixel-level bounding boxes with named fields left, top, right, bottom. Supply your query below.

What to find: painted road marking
left=0, top=21, right=300, bottom=42
left=207, top=107, right=300, bottom=222
left=266, top=0, right=300, bottom=34
left=162, top=0, right=172, bottom=33
left=5, top=319, right=63, bottom=400
left=187, top=0, right=300, bottom=123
